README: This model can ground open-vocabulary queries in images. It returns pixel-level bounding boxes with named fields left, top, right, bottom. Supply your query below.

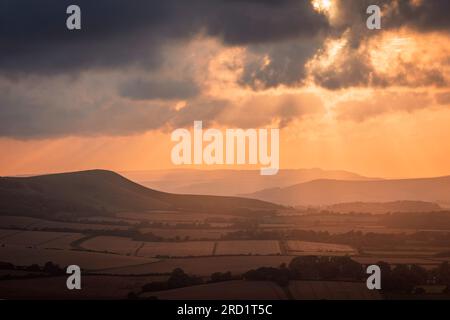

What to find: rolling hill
left=244, top=176, right=450, bottom=207
left=0, top=170, right=281, bottom=219
left=121, top=168, right=377, bottom=196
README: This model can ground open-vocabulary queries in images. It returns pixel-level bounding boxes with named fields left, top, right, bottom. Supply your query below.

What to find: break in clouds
left=0, top=0, right=449, bottom=138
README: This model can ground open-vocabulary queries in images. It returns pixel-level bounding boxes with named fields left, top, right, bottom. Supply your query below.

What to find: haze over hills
left=0, top=170, right=281, bottom=219
left=121, top=168, right=377, bottom=196
left=245, top=176, right=450, bottom=207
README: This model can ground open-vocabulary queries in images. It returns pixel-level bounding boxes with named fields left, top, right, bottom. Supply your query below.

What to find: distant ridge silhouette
left=0, top=170, right=281, bottom=218
left=245, top=176, right=450, bottom=207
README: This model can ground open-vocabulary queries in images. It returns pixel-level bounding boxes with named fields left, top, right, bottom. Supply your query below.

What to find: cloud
left=435, top=92, right=450, bottom=105
left=335, top=91, right=434, bottom=122
left=305, top=0, right=450, bottom=90
left=309, top=29, right=450, bottom=90
left=218, top=93, right=325, bottom=128
left=309, top=45, right=374, bottom=90
left=169, top=99, right=229, bottom=129
left=119, top=78, right=200, bottom=100
left=383, top=0, right=450, bottom=32
left=333, top=0, right=450, bottom=33
left=1, top=0, right=450, bottom=139
left=239, top=36, right=325, bottom=89
left=0, top=0, right=328, bottom=76
left=0, top=76, right=174, bottom=138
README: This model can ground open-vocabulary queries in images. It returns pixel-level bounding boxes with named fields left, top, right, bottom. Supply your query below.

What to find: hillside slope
left=122, top=168, right=377, bottom=196
left=245, top=176, right=450, bottom=207
left=0, top=170, right=281, bottom=218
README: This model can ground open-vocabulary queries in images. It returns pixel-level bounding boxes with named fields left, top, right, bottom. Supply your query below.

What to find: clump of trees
left=244, top=266, right=290, bottom=287
left=136, top=259, right=450, bottom=299
left=244, top=256, right=363, bottom=286
left=377, top=262, right=428, bottom=293
left=289, top=256, right=364, bottom=280
left=0, top=261, right=65, bottom=280
left=141, top=268, right=203, bottom=293
left=244, top=256, right=450, bottom=294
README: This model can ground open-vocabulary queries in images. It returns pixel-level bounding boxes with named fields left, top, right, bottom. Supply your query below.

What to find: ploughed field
left=1, top=211, right=450, bottom=299
left=2, top=212, right=450, bottom=270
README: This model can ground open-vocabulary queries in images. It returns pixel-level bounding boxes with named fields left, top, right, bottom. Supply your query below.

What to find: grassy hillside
left=0, top=170, right=281, bottom=219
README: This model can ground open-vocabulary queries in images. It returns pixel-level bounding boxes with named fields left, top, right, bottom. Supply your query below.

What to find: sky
left=1, top=0, right=450, bottom=178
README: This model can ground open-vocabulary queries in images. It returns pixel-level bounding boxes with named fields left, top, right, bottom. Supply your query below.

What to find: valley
left=1, top=170, right=450, bottom=299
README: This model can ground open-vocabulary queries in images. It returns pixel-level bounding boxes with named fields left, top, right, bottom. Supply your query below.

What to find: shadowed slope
left=0, top=170, right=281, bottom=218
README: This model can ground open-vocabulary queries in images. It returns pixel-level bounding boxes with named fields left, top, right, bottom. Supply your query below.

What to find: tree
left=167, top=268, right=202, bottom=289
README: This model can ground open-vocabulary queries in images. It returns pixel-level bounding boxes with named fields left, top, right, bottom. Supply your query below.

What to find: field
left=364, top=250, right=440, bottom=257
left=0, top=275, right=168, bottom=299
left=138, top=241, right=215, bottom=257
left=38, top=233, right=86, bottom=250
left=260, top=224, right=422, bottom=235
left=0, top=229, right=84, bottom=249
left=140, top=280, right=382, bottom=300
left=215, top=240, right=281, bottom=255
left=82, top=236, right=142, bottom=255
left=82, top=237, right=290, bottom=258
left=0, top=216, right=40, bottom=229
left=352, top=256, right=442, bottom=269
left=78, top=216, right=138, bottom=224
left=0, top=215, right=129, bottom=231
left=286, top=240, right=356, bottom=255
left=0, top=229, right=21, bottom=239
left=288, top=281, right=382, bottom=300
left=142, top=280, right=288, bottom=300
left=0, top=270, right=45, bottom=277
left=138, top=228, right=233, bottom=240
left=1, top=206, right=450, bottom=300
left=0, top=245, right=158, bottom=270
left=264, top=214, right=427, bottom=234
left=117, top=211, right=238, bottom=223
left=101, top=256, right=293, bottom=276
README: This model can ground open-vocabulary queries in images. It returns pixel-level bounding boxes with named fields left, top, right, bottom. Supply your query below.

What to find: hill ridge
left=245, top=175, right=450, bottom=207
left=0, top=170, right=281, bottom=219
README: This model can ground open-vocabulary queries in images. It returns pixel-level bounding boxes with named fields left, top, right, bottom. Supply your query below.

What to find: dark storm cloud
left=312, top=49, right=374, bottom=90
left=1, top=0, right=448, bottom=80
left=119, top=79, right=200, bottom=100
left=0, top=0, right=330, bottom=138
left=0, top=0, right=328, bottom=75
left=334, top=0, right=450, bottom=33
left=1, top=0, right=450, bottom=139
left=239, top=37, right=324, bottom=89
left=384, top=0, right=450, bottom=32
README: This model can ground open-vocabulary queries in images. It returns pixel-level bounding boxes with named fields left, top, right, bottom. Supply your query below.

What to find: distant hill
left=327, top=201, right=442, bottom=214
left=244, top=176, right=450, bottom=207
left=0, top=170, right=281, bottom=219
left=121, top=168, right=377, bottom=196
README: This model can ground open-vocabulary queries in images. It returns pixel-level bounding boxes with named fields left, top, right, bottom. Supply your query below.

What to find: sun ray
left=312, top=0, right=332, bottom=13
